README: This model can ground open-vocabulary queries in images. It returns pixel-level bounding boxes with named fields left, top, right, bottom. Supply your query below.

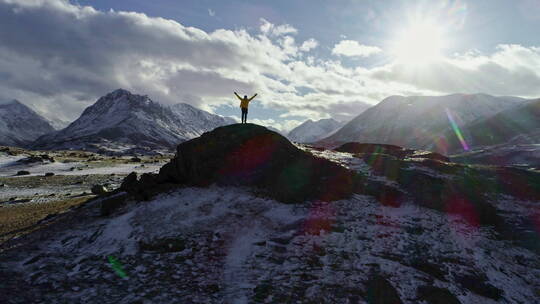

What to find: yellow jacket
left=235, top=92, right=257, bottom=108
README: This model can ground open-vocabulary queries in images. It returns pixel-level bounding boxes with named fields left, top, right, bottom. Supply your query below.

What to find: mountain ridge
left=319, top=93, right=528, bottom=154
left=288, top=118, right=344, bottom=143
left=30, top=89, right=235, bottom=154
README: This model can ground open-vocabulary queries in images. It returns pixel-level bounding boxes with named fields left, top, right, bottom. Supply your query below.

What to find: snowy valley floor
left=0, top=148, right=168, bottom=244
left=0, top=146, right=539, bottom=303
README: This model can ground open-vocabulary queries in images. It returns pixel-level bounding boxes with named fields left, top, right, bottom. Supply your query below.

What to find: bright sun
left=391, top=21, right=447, bottom=65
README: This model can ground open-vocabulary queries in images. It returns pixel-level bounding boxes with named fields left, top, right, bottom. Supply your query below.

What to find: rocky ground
left=0, top=125, right=539, bottom=303
left=0, top=146, right=170, bottom=245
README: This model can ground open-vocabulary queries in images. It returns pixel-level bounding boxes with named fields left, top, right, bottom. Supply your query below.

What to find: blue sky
left=1, top=0, right=540, bottom=131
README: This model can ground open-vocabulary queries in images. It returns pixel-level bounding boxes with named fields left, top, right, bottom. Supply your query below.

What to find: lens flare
left=445, top=108, right=469, bottom=151
left=108, top=255, right=128, bottom=278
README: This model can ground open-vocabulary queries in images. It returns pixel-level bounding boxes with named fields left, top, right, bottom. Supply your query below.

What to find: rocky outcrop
left=154, top=124, right=356, bottom=203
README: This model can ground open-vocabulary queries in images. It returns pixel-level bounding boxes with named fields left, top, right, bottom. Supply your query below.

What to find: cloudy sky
left=1, top=0, right=540, bottom=131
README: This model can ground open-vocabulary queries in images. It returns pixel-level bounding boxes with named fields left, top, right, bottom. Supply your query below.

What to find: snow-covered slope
left=288, top=118, right=344, bottom=143
left=320, top=94, right=526, bottom=152
left=0, top=100, right=55, bottom=147
left=31, top=89, right=234, bottom=154
left=1, top=146, right=538, bottom=303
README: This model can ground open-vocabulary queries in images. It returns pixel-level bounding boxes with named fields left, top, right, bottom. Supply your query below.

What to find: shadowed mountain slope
left=319, top=94, right=525, bottom=153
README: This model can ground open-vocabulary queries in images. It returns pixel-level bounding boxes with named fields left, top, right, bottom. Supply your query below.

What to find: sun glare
left=391, top=21, right=447, bottom=65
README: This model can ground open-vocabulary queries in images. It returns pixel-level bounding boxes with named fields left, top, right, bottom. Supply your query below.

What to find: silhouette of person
left=234, top=92, right=257, bottom=123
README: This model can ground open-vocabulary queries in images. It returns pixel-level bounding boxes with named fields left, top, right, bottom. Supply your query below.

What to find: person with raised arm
left=234, top=92, right=257, bottom=123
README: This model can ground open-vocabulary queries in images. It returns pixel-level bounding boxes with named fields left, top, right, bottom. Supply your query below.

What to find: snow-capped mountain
left=0, top=100, right=55, bottom=147
left=320, top=94, right=526, bottom=152
left=288, top=118, right=344, bottom=143
left=31, top=89, right=234, bottom=153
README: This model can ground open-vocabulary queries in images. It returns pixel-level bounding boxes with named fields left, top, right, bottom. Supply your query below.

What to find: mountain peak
left=109, top=88, right=133, bottom=98
left=0, top=99, right=55, bottom=147
left=31, top=91, right=234, bottom=153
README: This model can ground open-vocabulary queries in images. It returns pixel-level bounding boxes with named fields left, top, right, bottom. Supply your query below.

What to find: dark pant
left=241, top=108, right=248, bottom=123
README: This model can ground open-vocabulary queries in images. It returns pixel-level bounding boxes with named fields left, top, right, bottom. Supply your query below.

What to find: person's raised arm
left=234, top=92, right=242, bottom=100
left=248, top=93, right=258, bottom=101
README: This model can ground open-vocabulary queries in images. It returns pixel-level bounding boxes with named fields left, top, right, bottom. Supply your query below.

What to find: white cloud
left=260, top=18, right=297, bottom=37
left=1, top=0, right=539, bottom=128
left=332, top=40, right=382, bottom=58
left=371, top=44, right=540, bottom=97
left=299, top=38, right=318, bottom=52
left=208, top=8, right=215, bottom=17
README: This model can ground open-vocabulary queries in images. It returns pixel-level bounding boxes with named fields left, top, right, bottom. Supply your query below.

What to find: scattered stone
left=39, top=154, right=55, bottom=162
left=44, top=172, right=55, bottom=177
left=16, top=170, right=30, bottom=176
left=131, top=157, right=142, bottom=162
left=91, top=185, right=108, bottom=195
left=0, top=183, right=5, bottom=187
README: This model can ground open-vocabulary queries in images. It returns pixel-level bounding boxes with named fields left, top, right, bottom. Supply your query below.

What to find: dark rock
left=409, top=261, right=447, bottom=282
left=456, top=274, right=503, bottom=300
left=416, top=286, right=461, bottom=304
left=44, top=172, right=55, bottom=177
left=335, top=142, right=449, bottom=162
left=39, top=154, right=55, bottom=162
left=365, top=275, right=403, bottom=304
left=0, top=183, right=5, bottom=187
left=120, top=172, right=138, bottom=192
left=493, top=166, right=540, bottom=201
left=157, top=124, right=356, bottom=203
left=335, top=143, right=407, bottom=158
left=91, top=184, right=108, bottom=195
left=100, top=192, right=129, bottom=216
left=16, top=170, right=30, bottom=176
left=131, top=157, right=142, bottom=162
left=16, top=156, right=43, bottom=164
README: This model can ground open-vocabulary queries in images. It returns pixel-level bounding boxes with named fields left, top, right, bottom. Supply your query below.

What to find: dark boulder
left=100, top=192, right=129, bottom=216
left=156, top=124, right=356, bottom=203
left=91, top=184, right=108, bottom=195
left=44, top=172, right=55, bottom=177
left=365, top=275, right=403, bottom=304
left=416, top=286, right=461, bottom=304
left=16, top=156, right=44, bottom=164
left=456, top=274, right=503, bottom=300
left=16, top=170, right=30, bottom=176
left=120, top=172, right=139, bottom=192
